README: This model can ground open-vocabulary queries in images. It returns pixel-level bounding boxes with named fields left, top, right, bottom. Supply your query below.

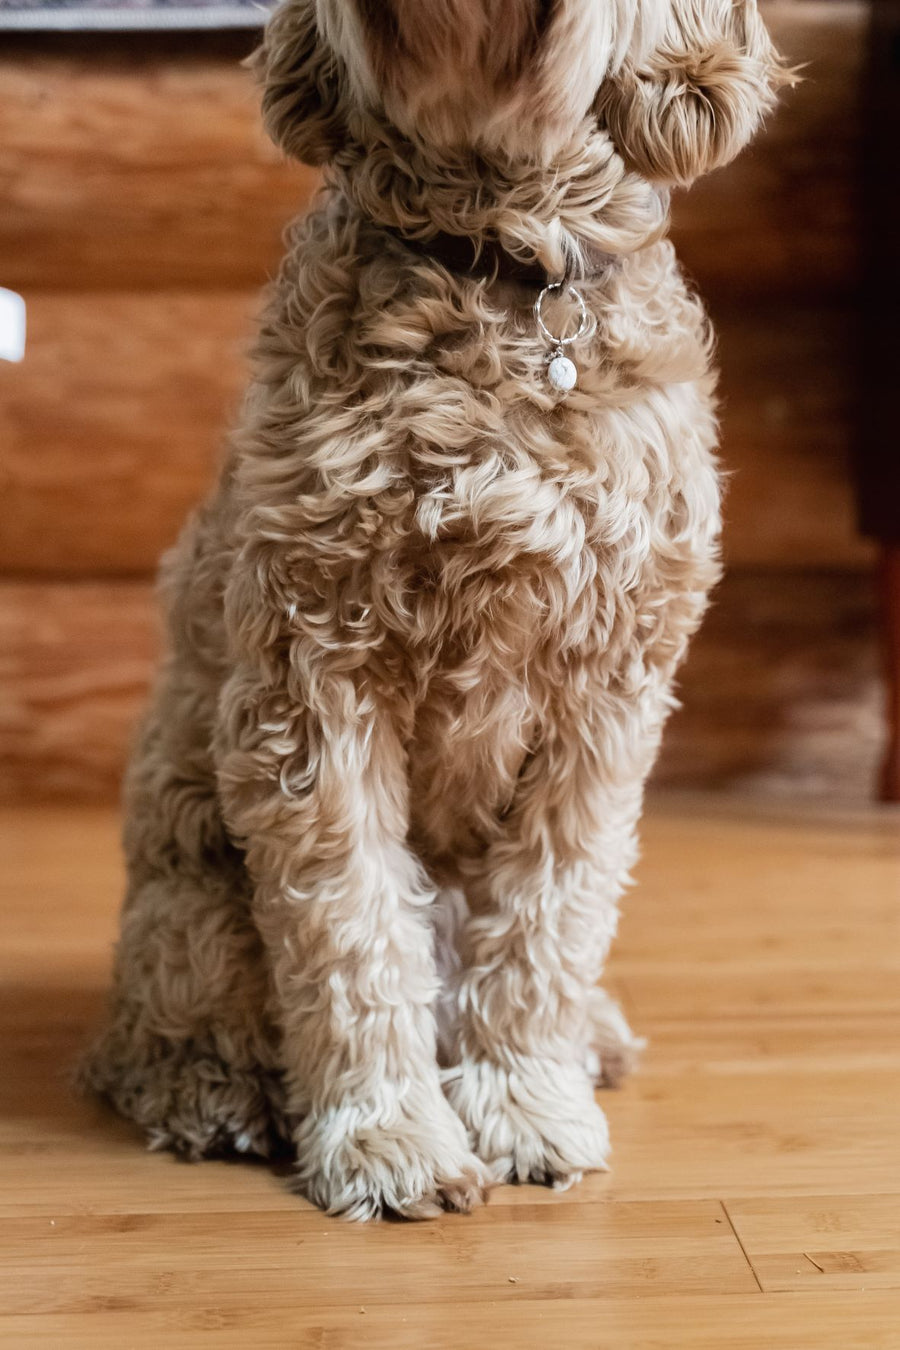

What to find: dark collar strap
left=379, top=224, right=616, bottom=287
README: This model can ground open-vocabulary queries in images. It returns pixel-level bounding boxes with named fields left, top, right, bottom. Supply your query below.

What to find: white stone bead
left=547, top=354, right=577, bottom=392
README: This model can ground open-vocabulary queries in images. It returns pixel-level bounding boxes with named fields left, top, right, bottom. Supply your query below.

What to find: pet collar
left=381, top=225, right=615, bottom=287
left=381, top=225, right=613, bottom=396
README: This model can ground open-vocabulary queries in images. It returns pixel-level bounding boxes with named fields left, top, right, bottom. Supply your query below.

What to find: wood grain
left=0, top=291, right=256, bottom=575
left=714, top=304, right=867, bottom=569
left=0, top=1206, right=758, bottom=1310
left=0, top=581, right=159, bottom=803
left=0, top=296, right=868, bottom=575
left=0, top=3, right=863, bottom=299
left=1, top=1296, right=899, bottom=1350
left=0, top=801, right=897, bottom=1346
left=0, top=33, right=315, bottom=292
left=726, top=1195, right=900, bottom=1291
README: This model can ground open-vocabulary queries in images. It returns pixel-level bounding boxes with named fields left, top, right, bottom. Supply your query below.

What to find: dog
left=83, top=0, right=788, bottom=1219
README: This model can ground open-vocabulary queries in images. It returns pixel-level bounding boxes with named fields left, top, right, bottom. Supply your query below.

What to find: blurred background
left=0, top=0, right=895, bottom=808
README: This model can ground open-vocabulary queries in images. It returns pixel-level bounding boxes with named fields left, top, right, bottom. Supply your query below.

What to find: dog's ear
left=248, top=0, right=346, bottom=166
left=597, top=0, right=796, bottom=188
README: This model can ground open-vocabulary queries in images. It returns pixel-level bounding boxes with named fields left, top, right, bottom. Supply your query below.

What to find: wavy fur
left=84, top=0, right=785, bottom=1217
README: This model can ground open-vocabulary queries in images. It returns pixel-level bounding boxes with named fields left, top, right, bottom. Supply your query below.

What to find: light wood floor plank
left=0, top=1202, right=757, bottom=1313
left=1, top=1292, right=899, bottom=1350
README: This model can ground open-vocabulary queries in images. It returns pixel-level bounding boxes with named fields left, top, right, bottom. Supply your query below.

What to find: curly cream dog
left=84, top=0, right=788, bottom=1218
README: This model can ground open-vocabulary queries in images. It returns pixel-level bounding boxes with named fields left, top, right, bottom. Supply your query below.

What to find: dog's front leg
left=445, top=684, right=661, bottom=1189
left=217, top=662, right=488, bottom=1219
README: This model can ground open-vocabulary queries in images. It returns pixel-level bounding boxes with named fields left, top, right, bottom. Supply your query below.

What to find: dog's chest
left=398, top=444, right=638, bottom=666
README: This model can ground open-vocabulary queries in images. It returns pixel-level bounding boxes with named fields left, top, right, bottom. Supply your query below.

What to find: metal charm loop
left=533, top=282, right=591, bottom=348
left=534, top=282, right=590, bottom=393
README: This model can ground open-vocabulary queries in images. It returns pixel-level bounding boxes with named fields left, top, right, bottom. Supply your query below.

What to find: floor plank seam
left=719, top=1200, right=764, bottom=1294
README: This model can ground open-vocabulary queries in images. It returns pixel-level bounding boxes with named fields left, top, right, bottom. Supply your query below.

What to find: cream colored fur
left=82, top=0, right=788, bottom=1218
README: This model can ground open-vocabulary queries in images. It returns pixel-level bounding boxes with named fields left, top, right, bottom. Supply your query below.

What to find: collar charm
left=534, top=282, right=590, bottom=394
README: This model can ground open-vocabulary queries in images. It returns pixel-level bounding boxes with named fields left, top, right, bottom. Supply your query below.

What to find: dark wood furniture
left=859, top=1, right=900, bottom=799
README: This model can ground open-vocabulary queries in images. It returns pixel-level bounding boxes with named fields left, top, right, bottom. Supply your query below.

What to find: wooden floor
left=1, top=801, right=899, bottom=1348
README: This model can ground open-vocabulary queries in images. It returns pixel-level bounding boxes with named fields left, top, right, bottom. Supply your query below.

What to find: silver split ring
left=534, top=282, right=591, bottom=348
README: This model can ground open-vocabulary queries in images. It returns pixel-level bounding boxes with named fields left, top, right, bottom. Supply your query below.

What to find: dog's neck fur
left=327, top=119, right=670, bottom=281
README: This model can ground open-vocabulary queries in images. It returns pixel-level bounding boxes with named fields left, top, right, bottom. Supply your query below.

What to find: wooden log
left=0, top=291, right=257, bottom=576
left=0, top=2, right=864, bottom=299
left=0, top=293, right=869, bottom=575
left=714, top=303, right=869, bottom=570
left=0, top=32, right=314, bottom=292
left=0, top=580, right=159, bottom=805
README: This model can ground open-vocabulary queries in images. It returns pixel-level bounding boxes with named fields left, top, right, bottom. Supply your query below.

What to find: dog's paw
left=81, top=1033, right=289, bottom=1161
left=444, top=1054, right=610, bottom=1189
left=292, top=1085, right=491, bottom=1220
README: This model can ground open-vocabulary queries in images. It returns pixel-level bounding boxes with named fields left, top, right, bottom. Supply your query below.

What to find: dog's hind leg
left=81, top=671, right=287, bottom=1161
